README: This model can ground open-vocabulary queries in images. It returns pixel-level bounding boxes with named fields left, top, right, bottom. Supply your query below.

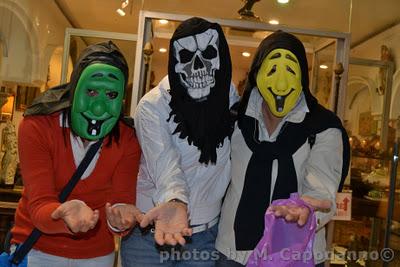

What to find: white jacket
left=134, top=76, right=239, bottom=226
left=216, top=88, right=343, bottom=265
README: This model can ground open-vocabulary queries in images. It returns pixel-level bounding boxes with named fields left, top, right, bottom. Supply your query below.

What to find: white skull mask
left=173, top=28, right=220, bottom=100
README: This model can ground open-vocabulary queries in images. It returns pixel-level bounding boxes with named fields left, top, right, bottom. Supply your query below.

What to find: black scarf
left=233, top=31, right=350, bottom=250
left=167, top=17, right=232, bottom=164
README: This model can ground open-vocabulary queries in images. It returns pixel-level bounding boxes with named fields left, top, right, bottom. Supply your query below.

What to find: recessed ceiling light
left=121, top=0, right=129, bottom=9
left=269, top=19, right=279, bottom=25
left=277, top=0, right=289, bottom=4
left=159, top=19, right=169, bottom=25
left=159, top=48, right=167, bottom=53
left=319, top=64, right=328, bottom=69
left=242, top=52, right=251, bottom=57
left=116, top=8, right=126, bottom=16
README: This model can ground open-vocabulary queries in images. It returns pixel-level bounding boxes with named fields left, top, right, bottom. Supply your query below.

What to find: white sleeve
left=302, top=128, right=343, bottom=231
left=134, top=99, right=190, bottom=205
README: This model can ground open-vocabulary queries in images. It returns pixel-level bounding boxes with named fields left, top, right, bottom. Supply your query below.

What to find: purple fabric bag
left=246, top=193, right=317, bottom=267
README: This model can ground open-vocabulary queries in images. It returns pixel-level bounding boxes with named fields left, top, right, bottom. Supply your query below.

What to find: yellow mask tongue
left=256, top=48, right=302, bottom=117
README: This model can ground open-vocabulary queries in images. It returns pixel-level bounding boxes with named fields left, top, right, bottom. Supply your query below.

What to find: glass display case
left=329, top=58, right=398, bottom=266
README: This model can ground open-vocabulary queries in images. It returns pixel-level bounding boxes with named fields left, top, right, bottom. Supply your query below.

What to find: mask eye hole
left=286, top=66, right=296, bottom=75
left=285, top=53, right=298, bottom=63
left=179, top=49, right=195, bottom=64
left=106, top=91, right=118, bottom=99
left=87, top=89, right=99, bottom=97
left=267, top=65, right=276, bottom=77
left=202, top=45, right=217, bottom=59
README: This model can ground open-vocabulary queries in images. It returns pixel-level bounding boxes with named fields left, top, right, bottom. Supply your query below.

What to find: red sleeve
left=18, top=117, right=70, bottom=234
left=107, top=126, right=141, bottom=205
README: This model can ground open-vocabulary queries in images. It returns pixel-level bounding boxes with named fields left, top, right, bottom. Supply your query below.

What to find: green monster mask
left=256, top=48, right=302, bottom=117
left=71, top=63, right=125, bottom=140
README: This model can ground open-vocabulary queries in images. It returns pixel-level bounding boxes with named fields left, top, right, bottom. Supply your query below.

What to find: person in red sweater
left=11, top=41, right=142, bottom=267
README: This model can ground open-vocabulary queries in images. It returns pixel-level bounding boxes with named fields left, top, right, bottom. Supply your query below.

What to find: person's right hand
left=105, top=203, right=144, bottom=231
left=51, top=199, right=99, bottom=233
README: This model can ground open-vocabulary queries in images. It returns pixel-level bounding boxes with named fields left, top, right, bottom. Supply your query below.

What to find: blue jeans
left=121, top=224, right=219, bottom=267
left=215, top=252, right=244, bottom=267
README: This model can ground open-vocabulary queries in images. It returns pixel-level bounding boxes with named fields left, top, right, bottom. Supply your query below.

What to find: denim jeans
left=215, top=252, right=245, bottom=267
left=121, top=224, right=218, bottom=267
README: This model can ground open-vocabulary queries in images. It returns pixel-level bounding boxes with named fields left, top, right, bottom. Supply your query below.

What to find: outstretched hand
left=270, top=195, right=332, bottom=226
left=105, top=203, right=144, bottom=231
left=51, top=199, right=99, bottom=233
left=140, top=201, right=192, bottom=246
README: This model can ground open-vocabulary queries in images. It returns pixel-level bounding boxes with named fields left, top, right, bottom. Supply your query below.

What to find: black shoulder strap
left=11, top=138, right=103, bottom=265
left=121, top=116, right=135, bottom=129
left=308, top=134, right=316, bottom=149
left=338, top=128, right=350, bottom=192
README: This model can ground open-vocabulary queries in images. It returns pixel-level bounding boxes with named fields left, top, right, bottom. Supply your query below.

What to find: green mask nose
left=91, top=101, right=106, bottom=117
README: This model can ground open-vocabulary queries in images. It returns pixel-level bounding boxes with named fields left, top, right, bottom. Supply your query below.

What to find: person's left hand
left=140, top=201, right=192, bottom=246
left=105, top=203, right=144, bottom=231
left=270, top=195, right=332, bottom=226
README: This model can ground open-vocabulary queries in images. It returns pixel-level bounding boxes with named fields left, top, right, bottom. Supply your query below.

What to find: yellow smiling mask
left=256, top=48, right=302, bottom=117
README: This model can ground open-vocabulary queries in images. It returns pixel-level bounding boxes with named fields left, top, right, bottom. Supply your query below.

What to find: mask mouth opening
left=267, top=87, right=295, bottom=112
left=81, top=113, right=110, bottom=137
left=179, top=69, right=216, bottom=90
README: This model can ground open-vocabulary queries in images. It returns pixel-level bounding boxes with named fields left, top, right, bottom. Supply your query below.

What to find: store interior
left=1, top=0, right=400, bottom=266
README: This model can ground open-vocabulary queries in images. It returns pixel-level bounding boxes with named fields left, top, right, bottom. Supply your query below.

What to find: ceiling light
left=116, top=0, right=129, bottom=16
left=269, top=19, right=279, bottom=25
left=116, top=8, right=126, bottom=16
left=277, top=0, right=289, bottom=4
left=319, top=64, right=328, bottom=69
left=159, top=48, right=167, bottom=53
left=121, top=0, right=129, bottom=9
left=159, top=19, right=169, bottom=25
left=242, top=52, right=251, bottom=57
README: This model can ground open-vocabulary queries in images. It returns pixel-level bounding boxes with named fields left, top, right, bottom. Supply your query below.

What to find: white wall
left=0, top=0, right=72, bottom=86
left=0, top=8, right=32, bottom=84
left=0, top=0, right=72, bottom=144
left=350, top=23, right=400, bottom=120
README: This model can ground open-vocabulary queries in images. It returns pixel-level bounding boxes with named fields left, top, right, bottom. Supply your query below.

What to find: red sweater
left=12, top=112, right=141, bottom=259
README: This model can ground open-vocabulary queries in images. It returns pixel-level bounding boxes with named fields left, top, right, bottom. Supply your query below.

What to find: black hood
left=168, top=17, right=232, bottom=94
left=238, top=30, right=317, bottom=117
left=167, top=17, right=233, bottom=164
left=25, top=41, right=129, bottom=116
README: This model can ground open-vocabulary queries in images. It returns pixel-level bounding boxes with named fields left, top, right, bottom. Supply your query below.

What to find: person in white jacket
left=215, top=31, right=350, bottom=267
left=121, top=17, right=239, bottom=267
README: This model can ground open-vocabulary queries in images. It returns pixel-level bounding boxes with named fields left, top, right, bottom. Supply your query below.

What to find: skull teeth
left=187, top=74, right=214, bottom=89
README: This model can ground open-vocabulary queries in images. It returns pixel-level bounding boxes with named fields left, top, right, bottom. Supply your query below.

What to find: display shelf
left=331, top=142, right=400, bottom=265
left=352, top=153, right=390, bottom=161
left=0, top=201, right=18, bottom=254
left=0, top=188, right=21, bottom=253
left=0, top=188, right=22, bottom=203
